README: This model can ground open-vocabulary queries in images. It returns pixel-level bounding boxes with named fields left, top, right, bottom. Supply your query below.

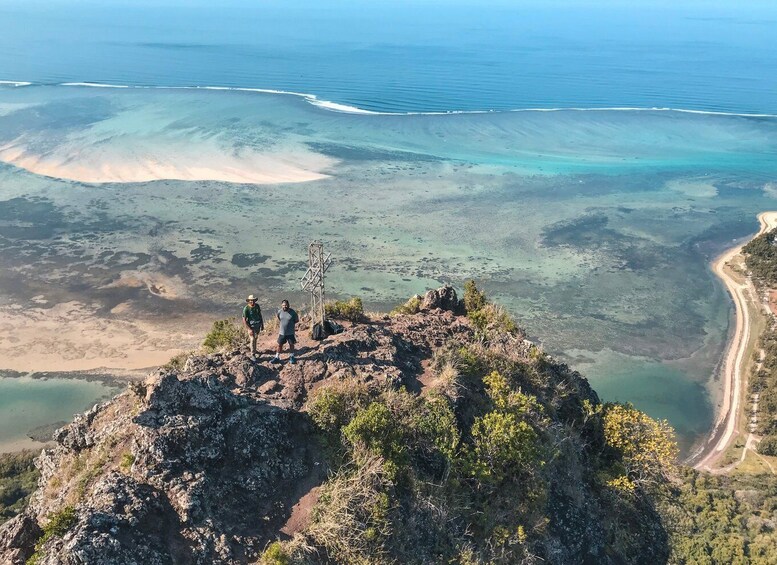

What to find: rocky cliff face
left=0, top=287, right=670, bottom=564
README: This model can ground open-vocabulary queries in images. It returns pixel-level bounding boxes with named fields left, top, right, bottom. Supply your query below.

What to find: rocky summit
left=0, top=286, right=672, bottom=564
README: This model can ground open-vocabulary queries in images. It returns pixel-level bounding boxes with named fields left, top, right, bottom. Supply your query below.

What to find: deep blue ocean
left=1, top=0, right=776, bottom=114
left=1, top=0, right=777, bottom=453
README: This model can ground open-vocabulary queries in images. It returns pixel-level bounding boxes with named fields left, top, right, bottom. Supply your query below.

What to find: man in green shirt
left=242, top=294, right=264, bottom=358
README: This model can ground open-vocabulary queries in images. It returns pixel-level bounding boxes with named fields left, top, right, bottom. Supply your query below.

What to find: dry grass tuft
left=430, top=349, right=467, bottom=403
left=305, top=455, right=394, bottom=565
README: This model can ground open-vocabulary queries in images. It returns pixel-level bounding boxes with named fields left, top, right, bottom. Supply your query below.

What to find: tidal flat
left=1, top=85, right=777, bottom=452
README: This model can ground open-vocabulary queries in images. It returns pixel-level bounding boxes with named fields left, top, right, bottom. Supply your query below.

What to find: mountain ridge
left=0, top=285, right=674, bottom=564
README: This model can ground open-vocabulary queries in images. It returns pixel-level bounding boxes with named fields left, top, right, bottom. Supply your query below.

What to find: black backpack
left=311, top=322, right=327, bottom=341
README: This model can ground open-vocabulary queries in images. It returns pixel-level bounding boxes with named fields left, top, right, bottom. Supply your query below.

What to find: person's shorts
left=277, top=334, right=296, bottom=345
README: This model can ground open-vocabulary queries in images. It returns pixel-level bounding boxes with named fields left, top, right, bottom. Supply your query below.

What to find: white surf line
left=49, top=82, right=777, bottom=118
left=694, top=212, right=777, bottom=470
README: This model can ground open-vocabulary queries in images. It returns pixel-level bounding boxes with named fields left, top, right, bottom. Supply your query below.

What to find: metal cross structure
left=300, top=241, right=332, bottom=327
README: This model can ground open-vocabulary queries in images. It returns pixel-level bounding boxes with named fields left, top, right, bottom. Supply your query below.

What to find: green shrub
left=390, top=295, right=421, bottom=316
left=468, top=303, right=517, bottom=337
left=416, top=395, right=461, bottom=463
left=307, top=380, right=371, bottom=435
left=28, top=506, right=77, bottom=564
left=463, top=280, right=487, bottom=313
left=343, top=402, right=407, bottom=477
left=163, top=351, right=191, bottom=371
left=326, top=297, right=365, bottom=322
left=462, top=280, right=518, bottom=340
left=464, top=410, right=539, bottom=485
left=483, top=372, right=542, bottom=418
left=456, top=345, right=489, bottom=379
left=119, top=452, right=135, bottom=471
left=259, top=541, right=291, bottom=565
left=202, top=318, right=244, bottom=352
left=758, top=434, right=777, bottom=456
left=602, top=403, right=678, bottom=490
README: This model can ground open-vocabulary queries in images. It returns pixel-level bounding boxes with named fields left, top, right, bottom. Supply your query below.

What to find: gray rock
left=0, top=513, right=42, bottom=564
left=421, top=284, right=459, bottom=312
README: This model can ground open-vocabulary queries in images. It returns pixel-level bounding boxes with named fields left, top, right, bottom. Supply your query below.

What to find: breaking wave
left=4, top=80, right=777, bottom=119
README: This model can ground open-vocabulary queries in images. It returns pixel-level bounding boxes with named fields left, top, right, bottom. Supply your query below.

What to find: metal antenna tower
left=300, top=241, right=332, bottom=328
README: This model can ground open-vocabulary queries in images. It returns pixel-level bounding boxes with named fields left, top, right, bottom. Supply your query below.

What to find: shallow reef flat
left=1, top=86, right=776, bottom=449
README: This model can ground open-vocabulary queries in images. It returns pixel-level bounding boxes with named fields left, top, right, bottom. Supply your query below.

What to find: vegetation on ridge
left=325, top=297, right=365, bottom=322
left=265, top=282, right=677, bottom=564
left=202, top=318, right=245, bottom=352
left=26, top=506, right=77, bottom=565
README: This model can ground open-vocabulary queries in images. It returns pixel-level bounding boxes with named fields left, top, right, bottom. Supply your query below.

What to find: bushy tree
left=758, top=434, right=777, bottom=456
left=202, top=318, right=244, bottom=351
left=463, top=279, right=487, bottom=313
left=603, top=403, right=678, bottom=491
left=326, top=297, right=365, bottom=322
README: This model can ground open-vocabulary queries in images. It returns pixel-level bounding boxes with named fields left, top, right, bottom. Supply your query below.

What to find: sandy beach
left=692, top=211, right=777, bottom=470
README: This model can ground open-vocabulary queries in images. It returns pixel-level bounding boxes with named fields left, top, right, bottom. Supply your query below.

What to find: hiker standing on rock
left=243, top=294, right=264, bottom=359
left=273, top=299, right=299, bottom=364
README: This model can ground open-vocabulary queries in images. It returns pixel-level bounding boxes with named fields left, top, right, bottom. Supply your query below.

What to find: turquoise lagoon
left=1, top=0, right=777, bottom=452
left=1, top=85, right=776, bottom=452
left=0, top=373, right=121, bottom=452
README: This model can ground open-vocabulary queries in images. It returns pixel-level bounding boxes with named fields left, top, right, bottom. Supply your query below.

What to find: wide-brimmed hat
left=246, top=294, right=258, bottom=302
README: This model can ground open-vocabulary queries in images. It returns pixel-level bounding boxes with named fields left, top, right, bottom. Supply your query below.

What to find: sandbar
left=0, top=141, right=335, bottom=185
left=0, top=300, right=210, bottom=373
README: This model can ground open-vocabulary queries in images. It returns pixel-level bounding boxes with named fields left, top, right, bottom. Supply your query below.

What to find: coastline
left=690, top=211, right=777, bottom=470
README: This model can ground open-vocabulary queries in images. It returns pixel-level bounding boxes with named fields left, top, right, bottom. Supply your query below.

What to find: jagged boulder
left=33, top=473, right=180, bottom=565
left=0, top=513, right=42, bottom=564
left=420, top=284, right=460, bottom=312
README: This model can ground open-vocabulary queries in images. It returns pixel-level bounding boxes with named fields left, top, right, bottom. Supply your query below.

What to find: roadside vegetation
left=652, top=227, right=777, bottom=562
left=750, top=326, right=777, bottom=454
left=743, top=232, right=777, bottom=455
left=743, top=230, right=777, bottom=287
